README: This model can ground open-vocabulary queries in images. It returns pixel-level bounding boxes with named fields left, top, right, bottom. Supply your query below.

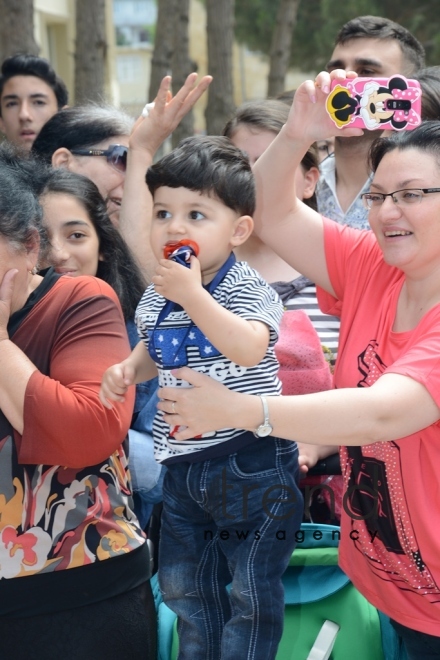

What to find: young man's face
left=0, top=75, right=59, bottom=150
left=326, top=37, right=407, bottom=78
left=150, top=186, right=249, bottom=284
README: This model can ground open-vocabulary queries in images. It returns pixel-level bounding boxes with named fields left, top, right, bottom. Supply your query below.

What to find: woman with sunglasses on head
left=32, top=104, right=133, bottom=223
left=0, top=145, right=156, bottom=658
left=32, top=75, right=212, bottom=280
left=157, top=69, right=440, bottom=658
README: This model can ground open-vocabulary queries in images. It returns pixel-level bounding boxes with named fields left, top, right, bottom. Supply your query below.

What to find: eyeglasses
left=361, top=188, right=440, bottom=210
left=70, top=144, right=128, bottom=173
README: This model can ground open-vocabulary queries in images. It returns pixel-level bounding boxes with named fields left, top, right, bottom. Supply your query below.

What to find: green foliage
left=146, top=23, right=156, bottom=44
left=116, top=28, right=130, bottom=46
left=289, top=0, right=328, bottom=71
left=235, top=0, right=440, bottom=73
left=235, top=0, right=278, bottom=54
left=393, top=1, right=440, bottom=65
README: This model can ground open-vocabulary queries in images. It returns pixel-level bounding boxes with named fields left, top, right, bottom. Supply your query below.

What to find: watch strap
left=260, top=395, right=270, bottom=426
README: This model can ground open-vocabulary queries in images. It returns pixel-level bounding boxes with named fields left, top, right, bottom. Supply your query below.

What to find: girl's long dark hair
left=39, top=169, right=146, bottom=320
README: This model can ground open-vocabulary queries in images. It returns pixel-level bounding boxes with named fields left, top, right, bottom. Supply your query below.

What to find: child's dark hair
left=146, top=135, right=255, bottom=217
left=0, top=54, right=68, bottom=112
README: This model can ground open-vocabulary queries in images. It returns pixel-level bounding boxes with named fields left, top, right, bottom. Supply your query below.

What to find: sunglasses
left=70, top=144, right=128, bottom=173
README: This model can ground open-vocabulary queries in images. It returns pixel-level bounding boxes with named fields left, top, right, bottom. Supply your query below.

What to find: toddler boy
left=100, top=136, right=303, bottom=659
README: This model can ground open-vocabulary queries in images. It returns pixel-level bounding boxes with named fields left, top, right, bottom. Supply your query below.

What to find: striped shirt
left=272, top=277, right=340, bottom=364
left=136, top=260, right=283, bottom=463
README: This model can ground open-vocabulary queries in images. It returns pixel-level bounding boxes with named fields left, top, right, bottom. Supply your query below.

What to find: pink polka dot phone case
left=326, top=75, right=422, bottom=131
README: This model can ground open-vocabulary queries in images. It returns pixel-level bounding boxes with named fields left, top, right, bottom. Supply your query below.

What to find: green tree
left=289, top=0, right=327, bottom=71
left=235, top=0, right=440, bottom=74
left=235, top=0, right=276, bottom=54
left=267, top=0, right=300, bottom=97
left=148, top=0, right=176, bottom=103
left=379, top=0, right=440, bottom=64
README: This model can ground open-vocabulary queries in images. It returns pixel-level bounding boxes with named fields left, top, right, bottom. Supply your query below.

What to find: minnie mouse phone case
left=326, top=75, right=422, bottom=131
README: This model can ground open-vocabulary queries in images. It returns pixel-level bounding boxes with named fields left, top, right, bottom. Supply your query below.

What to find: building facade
left=33, top=0, right=311, bottom=130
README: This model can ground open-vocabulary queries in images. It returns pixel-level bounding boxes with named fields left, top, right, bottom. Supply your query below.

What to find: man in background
left=317, top=15, right=425, bottom=228
left=0, top=54, right=68, bottom=151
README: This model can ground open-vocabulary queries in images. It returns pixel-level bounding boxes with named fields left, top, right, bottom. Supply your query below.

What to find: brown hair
left=223, top=99, right=318, bottom=209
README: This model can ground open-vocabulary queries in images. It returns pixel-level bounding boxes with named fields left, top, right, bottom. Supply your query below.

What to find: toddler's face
left=150, top=186, right=244, bottom=283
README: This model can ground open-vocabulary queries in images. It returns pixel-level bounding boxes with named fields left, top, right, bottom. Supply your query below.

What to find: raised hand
left=119, top=74, right=212, bottom=280
left=129, top=73, right=213, bottom=156
left=283, top=69, right=364, bottom=144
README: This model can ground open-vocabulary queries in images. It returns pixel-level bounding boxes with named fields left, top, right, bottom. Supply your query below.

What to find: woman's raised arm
left=252, top=70, right=362, bottom=293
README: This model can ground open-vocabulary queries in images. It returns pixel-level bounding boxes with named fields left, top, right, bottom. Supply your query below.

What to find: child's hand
left=152, top=256, right=202, bottom=306
left=129, top=74, right=212, bottom=156
left=297, top=443, right=320, bottom=474
left=297, top=442, right=337, bottom=475
left=100, top=362, right=136, bottom=409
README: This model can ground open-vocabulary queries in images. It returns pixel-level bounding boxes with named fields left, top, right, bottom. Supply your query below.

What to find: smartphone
left=325, top=75, right=422, bottom=131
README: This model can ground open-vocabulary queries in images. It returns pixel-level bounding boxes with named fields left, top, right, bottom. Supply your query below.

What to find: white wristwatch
left=253, top=395, right=273, bottom=437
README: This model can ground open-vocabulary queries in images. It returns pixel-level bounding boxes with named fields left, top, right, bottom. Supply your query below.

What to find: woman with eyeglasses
left=156, top=69, right=440, bottom=658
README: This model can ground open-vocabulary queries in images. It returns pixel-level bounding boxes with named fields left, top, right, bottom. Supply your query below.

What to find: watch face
left=257, top=424, right=273, bottom=437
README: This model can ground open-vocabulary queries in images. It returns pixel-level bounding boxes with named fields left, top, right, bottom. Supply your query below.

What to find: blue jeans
left=129, top=428, right=166, bottom=530
left=127, top=318, right=164, bottom=529
left=391, top=620, right=440, bottom=659
left=158, top=437, right=303, bottom=660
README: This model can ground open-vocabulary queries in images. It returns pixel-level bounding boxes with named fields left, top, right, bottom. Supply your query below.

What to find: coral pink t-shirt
left=318, top=217, right=440, bottom=635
